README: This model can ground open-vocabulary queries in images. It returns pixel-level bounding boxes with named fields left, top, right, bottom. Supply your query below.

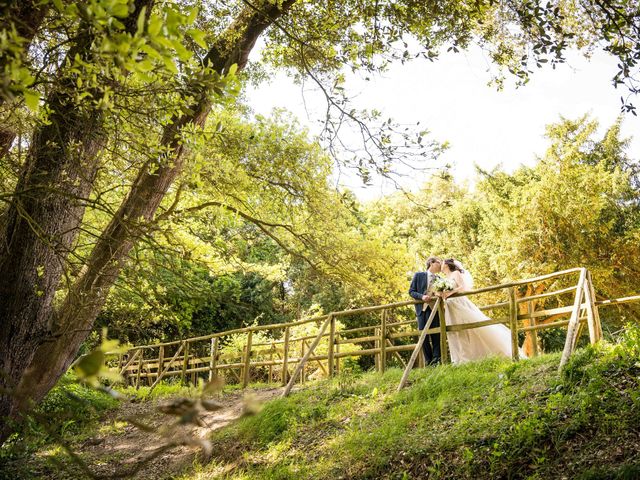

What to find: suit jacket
left=409, top=271, right=433, bottom=317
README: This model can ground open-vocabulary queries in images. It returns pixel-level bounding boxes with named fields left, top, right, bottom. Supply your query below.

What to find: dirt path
left=68, top=387, right=281, bottom=479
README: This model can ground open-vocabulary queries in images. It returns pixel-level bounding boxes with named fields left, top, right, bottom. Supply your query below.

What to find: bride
left=437, top=258, right=523, bottom=364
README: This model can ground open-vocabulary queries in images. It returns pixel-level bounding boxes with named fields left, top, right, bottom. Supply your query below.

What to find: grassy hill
left=3, top=328, right=640, bottom=480
left=188, top=329, right=640, bottom=480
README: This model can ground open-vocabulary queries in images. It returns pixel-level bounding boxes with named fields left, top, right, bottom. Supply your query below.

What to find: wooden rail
left=108, top=267, right=639, bottom=394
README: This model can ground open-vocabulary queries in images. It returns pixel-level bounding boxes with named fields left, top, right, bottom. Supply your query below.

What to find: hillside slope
left=193, top=330, right=640, bottom=480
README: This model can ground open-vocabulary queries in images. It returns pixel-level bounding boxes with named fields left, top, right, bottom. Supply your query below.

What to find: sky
left=245, top=45, right=640, bottom=201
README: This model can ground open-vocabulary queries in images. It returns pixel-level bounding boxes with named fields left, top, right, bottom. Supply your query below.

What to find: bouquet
left=431, top=275, right=455, bottom=293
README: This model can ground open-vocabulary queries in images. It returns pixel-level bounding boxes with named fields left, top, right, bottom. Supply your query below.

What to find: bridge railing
left=111, top=267, right=640, bottom=393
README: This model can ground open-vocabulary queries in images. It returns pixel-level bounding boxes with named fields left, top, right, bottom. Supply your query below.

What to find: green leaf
left=136, top=6, right=147, bottom=36
left=187, top=6, right=199, bottom=25
left=187, top=29, right=208, bottom=49
left=75, top=350, right=105, bottom=378
left=136, top=59, right=154, bottom=72
left=147, top=14, right=162, bottom=37
left=163, top=56, right=178, bottom=74
left=111, top=1, right=129, bottom=18
left=23, top=89, right=40, bottom=111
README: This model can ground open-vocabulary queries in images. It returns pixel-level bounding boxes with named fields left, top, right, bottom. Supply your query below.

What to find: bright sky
left=246, top=45, right=640, bottom=200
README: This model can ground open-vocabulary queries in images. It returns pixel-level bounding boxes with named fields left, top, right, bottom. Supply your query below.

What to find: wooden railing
left=109, top=267, right=640, bottom=394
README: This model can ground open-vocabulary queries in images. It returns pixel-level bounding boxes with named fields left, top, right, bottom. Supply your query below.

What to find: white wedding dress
left=444, top=279, right=521, bottom=364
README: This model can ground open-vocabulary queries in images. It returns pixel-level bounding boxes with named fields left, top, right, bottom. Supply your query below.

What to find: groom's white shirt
left=426, top=271, right=435, bottom=293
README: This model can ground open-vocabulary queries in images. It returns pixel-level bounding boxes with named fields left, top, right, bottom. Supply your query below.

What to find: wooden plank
left=385, top=319, right=414, bottom=328
left=282, top=326, right=290, bottom=386
left=509, top=287, right=519, bottom=361
left=518, top=305, right=576, bottom=320
left=327, top=315, right=336, bottom=377
left=157, top=346, right=164, bottom=380
left=282, top=316, right=332, bottom=397
left=559, top=268, right=587, bottom=370
left=181, top=341, right=189, bottom=385
left=587, top=271, right=602, bottom=341
left=380, top=310, right=387, bottom=373
left=582, top=272, right=598, bottom=344
left=397, top=298, right=441, bottom=391
left=335, top=333, right=340, bottom=375
left=300, top=339, right=306, bottom=384
left=479, top=301, right=510, bottom=311
left=209, top=337, right=219, bottom=381
left=269, top=342, right=274, bottom=383
left=135, top=352, right=143, bottom=390
left=340, top=325, right=377, bottom=335
left=438, top=296, right=448, bottom=364
left=336, top=335, right=380, bottom=344
left=517, top=285, right=577, bottom=303
left=242, top=331, right=253, bottom=388
left=385, top=344, right=418, bottom=354
left=528, top=301, right=539, bottom=357
left=595, top=295, right=640, bottom=307
left=374, top=327, right=380, bottom=371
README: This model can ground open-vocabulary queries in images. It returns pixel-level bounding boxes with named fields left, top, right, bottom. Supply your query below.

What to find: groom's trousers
left=417, top=307, right=441, bottom=365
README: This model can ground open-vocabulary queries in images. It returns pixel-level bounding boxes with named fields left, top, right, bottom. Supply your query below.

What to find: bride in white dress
left=437, top=259, right=522, bottom=364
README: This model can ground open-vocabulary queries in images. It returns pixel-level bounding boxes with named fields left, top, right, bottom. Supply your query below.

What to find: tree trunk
left=0, top=0, right=153, bottom=438
left=1, top=0, right=296, bottom=441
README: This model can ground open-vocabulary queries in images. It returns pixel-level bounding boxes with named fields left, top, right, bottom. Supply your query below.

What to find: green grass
left=179, top=328, right=640, bottom=480
left=0, top=372, right=120, bottom=479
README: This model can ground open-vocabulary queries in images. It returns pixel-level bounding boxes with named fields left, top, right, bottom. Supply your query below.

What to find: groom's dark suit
left=409, top=271, right=441, bottom=365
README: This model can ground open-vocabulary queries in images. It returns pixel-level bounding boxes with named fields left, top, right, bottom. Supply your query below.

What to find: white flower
left=431, top=275, right=455, bottom=292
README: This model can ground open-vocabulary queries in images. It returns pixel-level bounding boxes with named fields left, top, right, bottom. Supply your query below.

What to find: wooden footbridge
left=111, top=268, right=640, bottom=395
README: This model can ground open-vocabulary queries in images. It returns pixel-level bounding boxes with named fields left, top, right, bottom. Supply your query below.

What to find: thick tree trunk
left=0, top=77, right=106, bottom=423
left=0, top=0, right=153, bottom=438
left=1, top=0, right=296, bottom=441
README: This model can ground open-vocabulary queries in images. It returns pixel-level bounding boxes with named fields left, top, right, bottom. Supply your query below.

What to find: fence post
left=335, top=333, right=341, bottom=375
left=527, top=301, right=539, bottom=357
left=438, top=299, right=448, bottom=364
left=209, top=337, right=219, bottom=381
left=135, top=350, right=144, bottom=389
left=300, top=340, right=306, bottom=384
left=242, top=330, right=253, bottom=388
left=587, top=271, right=602, bottom=341
left=583, top=271, right=599, bottom=344
left=269, top=342, right=274, bottom=383
left=508, top=287, right=520, bottom=361
left=397, top=298, right=441, bottom=392
left=379, top=310, right=387, bottom=373
left=282, top=326, right=290, bottom=386
left=181, top=341, right=189, bottom=385
left=156, top=346, right=164, bottom=383
left=559, top=268, right=587, bottom=370
left=327, top=314, right=336, bottom=377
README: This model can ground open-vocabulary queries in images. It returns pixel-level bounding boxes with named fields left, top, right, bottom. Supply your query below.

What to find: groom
left=409, top=256, right=442, bottom=365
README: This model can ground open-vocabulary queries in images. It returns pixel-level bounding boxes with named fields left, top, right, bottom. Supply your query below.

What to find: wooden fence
left=110, top=267, right=640, bottom=394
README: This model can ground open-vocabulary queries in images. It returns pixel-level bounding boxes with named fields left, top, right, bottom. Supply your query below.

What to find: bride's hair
left=443, top=258, right=464, bottom=273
